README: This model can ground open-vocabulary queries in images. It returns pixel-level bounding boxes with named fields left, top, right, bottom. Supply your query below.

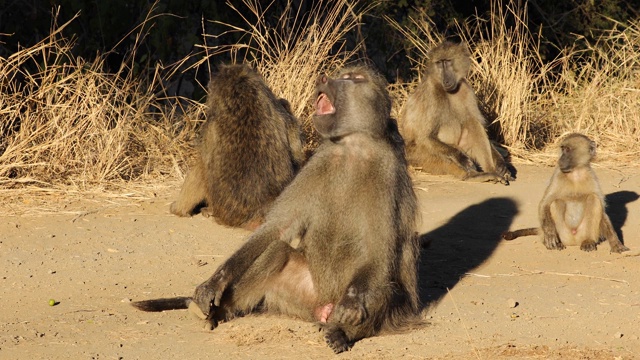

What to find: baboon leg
left=229, top=241, right=316, bottom=321
left=409, top=140, right=476, bottom=178
left=574, top=195, right=602, bottom=252
left=170, top=158, right=208, bottom=217
left=490, top=144, right=512, bottom=181
left=544, top=200, right=566, bottom=250
left=199, top=239, right=317, bottom=329
left=600, top=213, right=630, bottom=253
left=460, top=121, right=508, bottom=184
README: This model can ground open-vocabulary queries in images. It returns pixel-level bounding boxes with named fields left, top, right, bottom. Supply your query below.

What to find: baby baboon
left=401, top=41, right=512, bottom=184
left=170, top=64, right=305, bottom=230
left=132, top=66, right=421, bottom=353
left=502, top=133, right=629, bottom=253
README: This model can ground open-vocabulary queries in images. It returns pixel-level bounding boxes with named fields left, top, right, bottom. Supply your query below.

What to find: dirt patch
left=1, top=164, right=639, bottom=359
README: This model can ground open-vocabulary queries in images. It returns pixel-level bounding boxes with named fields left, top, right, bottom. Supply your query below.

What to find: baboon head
left=208, top=64, right=273, bottom=114
left=313, top=65, right=391, bottom=139
left=558, top=133, right=596, bottom=173
left=428, top=41, right=471, bottom=93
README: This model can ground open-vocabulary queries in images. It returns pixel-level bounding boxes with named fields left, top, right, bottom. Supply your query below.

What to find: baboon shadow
left=418, top=197, right=518, bottom=310
left=605, top=191, right=639, bottom=244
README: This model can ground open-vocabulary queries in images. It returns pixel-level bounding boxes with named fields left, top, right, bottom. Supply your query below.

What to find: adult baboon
left=401, top=41, right=512, bottom=184
left=502, top=133, right=629, bottom=253
left=132, top=66, right=421, bottom=353
left=169, top=64, right=305, bottom=230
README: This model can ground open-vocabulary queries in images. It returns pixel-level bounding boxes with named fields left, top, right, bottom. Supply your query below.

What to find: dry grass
left=0, top=15, right=202, bottom=195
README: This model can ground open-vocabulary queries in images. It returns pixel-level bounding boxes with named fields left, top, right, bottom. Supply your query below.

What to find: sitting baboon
left=502, top=133, right=629, bottom=253
left=170, top=64, right=305, bottom=230
left=132, top=66, right=421, bottom=353
left=400, top=41, right=512, bottom=184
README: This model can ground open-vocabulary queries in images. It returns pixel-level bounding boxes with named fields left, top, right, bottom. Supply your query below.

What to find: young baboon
left=132, top=66, right=421, bottom=353
left=170, top=64, right=305, bottom=230
left=401, top=41, right=512, bottom=184
left=502, top=133, right=629, bottom=253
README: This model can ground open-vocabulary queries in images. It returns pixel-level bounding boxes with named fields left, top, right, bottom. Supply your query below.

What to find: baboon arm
left=460, top=119, right=495, bottom=173
left=600, top=214, right=630, bottom=253
left=540, top=202, right=565, bottom=250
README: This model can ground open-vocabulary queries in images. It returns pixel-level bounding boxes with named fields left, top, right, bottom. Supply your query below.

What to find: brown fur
left=502, top=133, right=629, bottom=253
left=132, top=66, right=421, bottom=353
left=170, top=64, right=305, bottom=230
left=401, top=41, right=512, bottom=184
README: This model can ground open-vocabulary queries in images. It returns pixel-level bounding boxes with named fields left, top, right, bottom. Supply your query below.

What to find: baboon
left=169, top=64, right=305, bottom=230
left=401, top=41, right=512, bottom=184
left=132, top=66, right=421, bottom=353
left=502, top=133, right=629, bottom=253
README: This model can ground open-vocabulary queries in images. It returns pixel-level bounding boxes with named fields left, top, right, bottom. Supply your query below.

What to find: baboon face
left=558, top=133, right=596, bottom=173
left=428, top=42, right=471, bottom=93
left=313, top=66, right=391, bottom=138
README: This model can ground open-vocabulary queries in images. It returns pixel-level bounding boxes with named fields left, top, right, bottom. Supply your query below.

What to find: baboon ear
left=589, top=140, right=597, bottom=157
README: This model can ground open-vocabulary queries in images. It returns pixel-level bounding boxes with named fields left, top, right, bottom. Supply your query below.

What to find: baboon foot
left=332, top=287, right=367, bottom=326
left=199, top=206, right=214, bottom=218
left=169, top=201, right=193, bottom=217
left=323, top=326, right=351, bottom=354
left=580, top=240, right=598, bottom=252
left=610, top=242, right=630, bottom=254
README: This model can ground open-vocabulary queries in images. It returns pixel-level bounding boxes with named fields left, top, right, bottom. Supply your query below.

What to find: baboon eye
left=353, top=74, right=365, bottom=80
left=341, top=74, right=351, bottom=79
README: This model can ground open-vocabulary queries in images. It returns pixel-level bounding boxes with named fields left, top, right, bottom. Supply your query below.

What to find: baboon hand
left=543, top=233, right=565, bottom=250
left=193, top=269, right=232, bottom=317
left=332, top=286, right=368, bottom=326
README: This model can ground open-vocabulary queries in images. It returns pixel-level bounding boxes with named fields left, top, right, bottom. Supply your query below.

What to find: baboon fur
left=170, top=64, right=305, bottom=229
left=401, top=41, right=512, bottom=184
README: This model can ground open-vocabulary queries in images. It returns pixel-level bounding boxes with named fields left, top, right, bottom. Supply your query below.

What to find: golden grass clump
left=0, top=18, right=201, bottom=192
left=538, top=20, right=640, bottom=163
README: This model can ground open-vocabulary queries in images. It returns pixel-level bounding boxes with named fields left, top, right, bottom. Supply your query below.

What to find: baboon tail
left=131, top=296, right=192, bottom=312
left=501, top=228, right=539, bottom=240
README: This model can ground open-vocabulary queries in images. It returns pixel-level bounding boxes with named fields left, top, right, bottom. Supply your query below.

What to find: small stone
left=614, top=332, right=623, bottom=339
left=121, top=298, right=131, bottom=303
left=507, top=298, right=518, bottom=308
left=48, top=270, right=56, bottom=274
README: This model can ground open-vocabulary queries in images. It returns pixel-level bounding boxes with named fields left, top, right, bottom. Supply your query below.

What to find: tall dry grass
left=390, top=0, right=640, bottom=164
left=0, top=16, right=202, bottom=195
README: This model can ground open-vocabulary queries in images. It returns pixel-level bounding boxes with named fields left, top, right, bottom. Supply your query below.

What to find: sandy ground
left=1, top=164, right=639, bottom=359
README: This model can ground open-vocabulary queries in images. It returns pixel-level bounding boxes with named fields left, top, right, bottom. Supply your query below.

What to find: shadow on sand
left=605, top=190, right=639, bottom=245
left=417, top=197, right=518, bottom=310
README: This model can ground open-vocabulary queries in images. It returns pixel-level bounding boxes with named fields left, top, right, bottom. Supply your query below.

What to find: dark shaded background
left=1, top=0, right=638, bottom=95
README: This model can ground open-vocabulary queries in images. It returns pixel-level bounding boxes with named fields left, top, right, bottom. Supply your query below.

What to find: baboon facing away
left=502, top=133, right=629, bottom=253
left=170, top=64, right=305, bottom=230
left=401, top=41, right=512, bottom=184
left=132, top=66, right=421, bottom=353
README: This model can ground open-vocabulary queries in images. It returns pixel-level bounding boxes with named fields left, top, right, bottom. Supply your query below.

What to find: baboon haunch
left=132, top=66, right=421, bottom=353
left=401, top=41, right=512, bottom=184
left=502, top=133, right=629, bottom=253
left=170, top=64, right=305, bottom=230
